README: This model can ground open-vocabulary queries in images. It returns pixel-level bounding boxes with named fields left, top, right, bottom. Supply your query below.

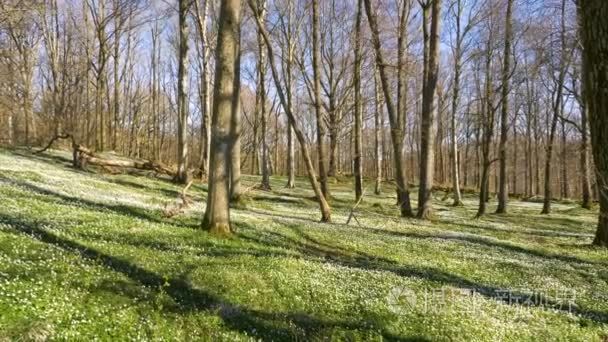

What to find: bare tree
left=312, top=0, right=329, bottom=199
left=256, top=0, right=271, bottom=190
left=417, top=0, right=443, bottom=219
left=248, top=0, right=332, bottom=222
left=496, top=0, right=514, bottom=213
left=175, top=0, right=192, bottom=184
left=541, top=0, right=569, bottom=214
left=202, top=0, right=242, bottom=234
left=352, top=0, right=363, bottom=201
left=193, top=0, right=211, bottom=178
left=364, top=0, right=414, bottom=217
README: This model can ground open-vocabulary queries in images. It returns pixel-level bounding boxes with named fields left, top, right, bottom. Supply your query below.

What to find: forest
left=0, top=0, right=607, bottom=340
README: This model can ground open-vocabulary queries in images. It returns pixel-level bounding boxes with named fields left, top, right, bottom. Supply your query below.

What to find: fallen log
left=78, top=153, right=176, bottom=177
left=36, top=135, right=176, bottom=178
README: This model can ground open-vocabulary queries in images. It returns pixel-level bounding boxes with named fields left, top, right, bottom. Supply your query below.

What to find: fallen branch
left=36, top=137, right=177, bottom=179
left=35, top=134, right=74, bottom=154
left=163, top=180, right=194, bottom=218
left=346, top=184, right=372, bottom=226
left=74, top=145, right=176, bottom=177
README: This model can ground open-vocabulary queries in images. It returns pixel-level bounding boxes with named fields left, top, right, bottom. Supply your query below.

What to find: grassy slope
left=0, top=148, right=607, bottom=341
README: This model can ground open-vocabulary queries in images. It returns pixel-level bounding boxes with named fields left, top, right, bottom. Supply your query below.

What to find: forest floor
left=0, top=147, right=607, bottom=341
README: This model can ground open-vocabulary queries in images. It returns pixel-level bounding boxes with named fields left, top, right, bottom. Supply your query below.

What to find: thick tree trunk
left=496, top=0, right=514, bottom=213
left=202, top=0, right=242, bottom=235
left=579, top=0, right=608, bottom=246
left=417, top=0, right=442, bottom=219
left=476, top=36, right=495, bottom=217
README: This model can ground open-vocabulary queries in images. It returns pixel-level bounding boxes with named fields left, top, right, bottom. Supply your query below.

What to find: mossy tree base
left=201, top=218, right=232, bottom=236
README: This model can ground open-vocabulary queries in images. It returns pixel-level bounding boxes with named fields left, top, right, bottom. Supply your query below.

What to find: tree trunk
left=312, top=0, right=329, bottom=199
left=353, top=0, right=363, bottom=201
left=476, top=33, right=496, bottom=217
left=248, top=0, right=331, bottom=222
left=542, top=0, right=567, bottom=214
left=112, top=0, right=122, bottom=152
left=579, top=77, right=593, bottom=208
left=496, top=0, right=514, bottom=213
left=194, top=0, right=210, bottom=178
left=202, top=0, right=242, bottom=235
left=176, top=0, right=191, bottom=184
left=364, top=0, right=414, bottom=217
left=284, top=3, right=295, bottom=189
left=286, top=124, right=295, bottom=188
left=560, top=118, right=569, bottom=199
left=255, top=0, right=271, bottom=191
left=230, top=95, right=242, bottom=201
left=151, top=22, right=160, bottom=161
left=579, top=0, right=608, bottom=246
left=450, top=0, right=464, bottom=206
left=374, top=68, right=383, bottom=195
left=417, top=0, right=442, bottom=219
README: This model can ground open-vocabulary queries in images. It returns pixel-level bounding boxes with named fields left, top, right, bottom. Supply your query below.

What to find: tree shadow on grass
left=435, top=217, right=595, bottom=239
left=241, top=206, right=603, bottom=268
left=0, top=175, right=198, bottom=230
left=1, top=213, right=422, bottom=341
left=477, top=212, right=595, bottom=235
left=235, top=221, right=608, bottom=325
left=360, top=224, right=604, bottom=267
left=105, top=178, right=186, bottom=200
left=10, top=149, right=74, bottom=168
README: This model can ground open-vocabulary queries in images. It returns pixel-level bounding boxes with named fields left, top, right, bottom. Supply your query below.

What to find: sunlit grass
left=0, top=147, right=607, bottom=341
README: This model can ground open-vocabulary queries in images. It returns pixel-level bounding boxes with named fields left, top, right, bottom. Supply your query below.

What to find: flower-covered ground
left=0, top=147, right=607, bottom=341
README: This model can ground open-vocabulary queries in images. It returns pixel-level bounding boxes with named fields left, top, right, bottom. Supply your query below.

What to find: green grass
left=0, top=147, right=607, bottom=341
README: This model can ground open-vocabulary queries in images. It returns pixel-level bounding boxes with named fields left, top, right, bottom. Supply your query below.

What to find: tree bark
left=257, top=0, right=271, bottom=191
left=248, top=0, right=331, bottom=222
left=496, top=0, right=514, bottom=213
left=202, top=0, right=242, bottom=235
left=364, top=0, right=414, bottom=217
left=476, top=32, right=496, bottom=218
left=353, top=0, right=363, bottom=201
left=312, top=0, right=329, bottom=199
left=194, top=0, right=211, bottom=178
left=579, top=72, right=593, bottom=209
left=176, top=0, right=191, bottom=184
left=542, top=0, right=567, bottom=214
left=417, top=0, right=442, bottom=219
left=374, top=68, right=383, bottom=195
left=449, top=0, right=464, bottom=206
left=579, top=0, right=608, bottom=246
